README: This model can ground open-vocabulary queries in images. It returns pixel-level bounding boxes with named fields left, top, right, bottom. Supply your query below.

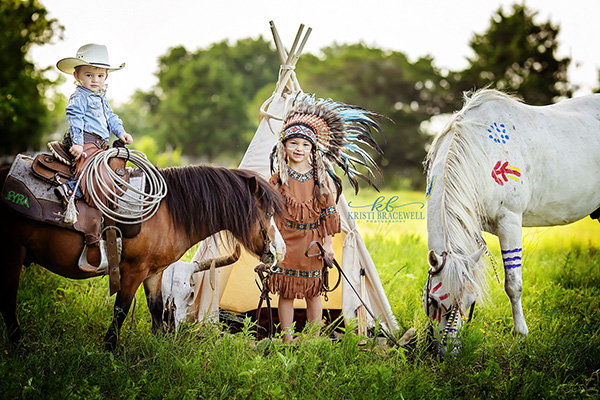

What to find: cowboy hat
left=56, top=43, right=125, bottom=74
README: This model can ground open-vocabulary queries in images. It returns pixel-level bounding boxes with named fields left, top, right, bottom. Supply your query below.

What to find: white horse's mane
left=425, top=89, right=522, bottom=303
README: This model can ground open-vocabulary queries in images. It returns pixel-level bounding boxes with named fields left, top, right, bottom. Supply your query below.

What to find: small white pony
left=423, top=88, right=600, bottom=353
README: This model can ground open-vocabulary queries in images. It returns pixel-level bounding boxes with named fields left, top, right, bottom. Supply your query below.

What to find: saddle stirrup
left=78, top=238, right=122, bottom=273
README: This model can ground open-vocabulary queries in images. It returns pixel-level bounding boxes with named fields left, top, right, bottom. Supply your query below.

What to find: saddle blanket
left=2, top=154, right=147, bottom=230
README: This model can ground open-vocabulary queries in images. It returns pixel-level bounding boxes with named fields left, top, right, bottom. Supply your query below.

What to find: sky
left=30, top=0, right=600, bottom=105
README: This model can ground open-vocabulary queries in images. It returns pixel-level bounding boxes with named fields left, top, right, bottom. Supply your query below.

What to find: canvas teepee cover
left=183, top=23, right=398, bottom=335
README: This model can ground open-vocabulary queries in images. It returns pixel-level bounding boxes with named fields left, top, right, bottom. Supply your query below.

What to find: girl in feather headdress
left=269, top=96, right=385, bottom=342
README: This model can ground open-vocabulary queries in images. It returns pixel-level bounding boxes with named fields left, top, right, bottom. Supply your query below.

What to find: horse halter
left=425, top=251, right=447, bottom=319
left=425, top=250, right=475, bottom=350
left=257, top=210, right=275, bottom=265
left=428, top=251, right=448, bottom=277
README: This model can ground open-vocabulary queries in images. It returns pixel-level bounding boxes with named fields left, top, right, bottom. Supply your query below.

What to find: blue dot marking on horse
left=487, top=122, right=509, bottom=144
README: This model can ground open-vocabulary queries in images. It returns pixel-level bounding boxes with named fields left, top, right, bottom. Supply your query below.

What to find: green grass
left=1, top=190, right=599, bottom=399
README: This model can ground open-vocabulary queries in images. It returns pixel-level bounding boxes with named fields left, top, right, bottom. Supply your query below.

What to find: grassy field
left=1, top=189, right=599, bottom=399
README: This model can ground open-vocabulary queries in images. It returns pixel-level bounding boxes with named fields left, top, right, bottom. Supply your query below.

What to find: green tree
left=0, top=0, right=63, bottom=155
left=136, top=37, right=280, bottom=162
left=122, top=3, right=573, bottom=187
left=452, top=4, right=571, bottom=105
left=296, top=44, right=454, bottom=187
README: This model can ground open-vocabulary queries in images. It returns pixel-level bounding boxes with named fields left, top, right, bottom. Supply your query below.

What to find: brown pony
left=0, top=163, right=283, bottom=349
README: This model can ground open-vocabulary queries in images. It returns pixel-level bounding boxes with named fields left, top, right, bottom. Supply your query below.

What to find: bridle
left=257, top=210, right=275, bottom=265
left=425, top=250, right=475, bottom=351
left=254, top=209, right=277, bottom=339
left=425, top=251, right=447, bottom=320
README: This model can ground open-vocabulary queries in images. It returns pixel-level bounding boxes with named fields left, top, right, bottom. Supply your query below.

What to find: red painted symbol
left=428, top=282, right=452, bottom=322
left=492, top=161, right=521, bottom=186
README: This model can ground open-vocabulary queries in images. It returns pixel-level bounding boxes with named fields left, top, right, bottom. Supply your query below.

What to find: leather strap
left=254, top=263, right=274, bottom=339
left=105, top=218, right=121, bottom=296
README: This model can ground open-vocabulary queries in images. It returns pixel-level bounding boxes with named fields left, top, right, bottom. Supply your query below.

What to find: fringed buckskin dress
left=269, top=167, right=341, bottom=299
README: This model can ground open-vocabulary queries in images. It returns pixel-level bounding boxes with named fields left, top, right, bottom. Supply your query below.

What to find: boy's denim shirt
left=66, top=85, right=126, bottom=145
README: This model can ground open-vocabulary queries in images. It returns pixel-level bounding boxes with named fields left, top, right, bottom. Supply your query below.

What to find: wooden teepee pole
left=260, top=22, right=311, bottom=126
left=270, top=20, right=287, bottom=64
left=270, top=21, right=311, bottom=96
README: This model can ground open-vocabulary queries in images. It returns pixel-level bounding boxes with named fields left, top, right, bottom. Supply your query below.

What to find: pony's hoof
left=104, top=339, right=118, bottom=352
left=512, top=330, right=529, bottom=342
left=8, top=326, right=23, bottom=345
left=103, top=333, right=119, bottom=352
left=512, top=324, right=529, bottom=339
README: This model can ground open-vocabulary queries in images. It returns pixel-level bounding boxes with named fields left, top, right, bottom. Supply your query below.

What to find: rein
left=305, top=241, right=342, bottom=300
left=306, top=241, right=398, bottom=347
left=254, top=240, right=399, bottom=346
left=257, top=212, right=274, bottom=265
left=254, top=263, right=274, bottom=339
left=253, top=210, right=277, bottom=338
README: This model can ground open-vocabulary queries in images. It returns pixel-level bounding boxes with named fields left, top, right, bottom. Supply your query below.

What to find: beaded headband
left=281, top=113, right=331, bottom=149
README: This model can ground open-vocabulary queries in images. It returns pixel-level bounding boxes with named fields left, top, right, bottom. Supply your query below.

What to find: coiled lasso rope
left=66, top=147, right=167, bottom=225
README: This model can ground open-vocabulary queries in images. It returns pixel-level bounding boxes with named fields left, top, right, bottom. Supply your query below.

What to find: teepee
left=162, top=22, right=399, bottom=336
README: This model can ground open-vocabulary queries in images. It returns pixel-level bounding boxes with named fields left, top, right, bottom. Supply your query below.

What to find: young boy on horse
left=51, top=44, right=133, bottom=272
left=53, top=43, right=133, bottom=206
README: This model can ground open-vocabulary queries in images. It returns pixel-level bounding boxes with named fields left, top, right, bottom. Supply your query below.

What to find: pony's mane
left=159, top=165, right=283, bottom=248
left=425, top=89, right=521, bottom=302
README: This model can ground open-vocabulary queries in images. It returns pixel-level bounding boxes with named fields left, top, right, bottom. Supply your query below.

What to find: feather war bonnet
left=270, top=94, right=386, bottom=197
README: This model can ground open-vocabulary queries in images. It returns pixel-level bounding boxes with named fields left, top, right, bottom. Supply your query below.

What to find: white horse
left=423, top=88, right=600, bottom=353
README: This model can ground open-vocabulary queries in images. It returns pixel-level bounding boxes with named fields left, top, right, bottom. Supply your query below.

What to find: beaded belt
left=320, top=206, right=336, bottom=218
left=285, top=219, right=319, bottom=231
left=271, top=265, right=322, bottom=278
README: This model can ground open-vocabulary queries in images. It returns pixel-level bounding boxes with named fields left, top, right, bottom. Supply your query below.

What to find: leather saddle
left=47, top=140, right=74, bottom=167
left=32, top=149, right=74, bottom=186
left=2, top=153, right=143, bottom=238
left=3, top=154, right=97, bottom=232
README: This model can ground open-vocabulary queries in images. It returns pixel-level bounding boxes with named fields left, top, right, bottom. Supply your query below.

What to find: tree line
left=2, top=2, right=595, bottom=188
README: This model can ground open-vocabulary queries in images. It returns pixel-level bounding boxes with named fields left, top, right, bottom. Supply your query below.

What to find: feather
left=272, top=94, right=388, bottom=195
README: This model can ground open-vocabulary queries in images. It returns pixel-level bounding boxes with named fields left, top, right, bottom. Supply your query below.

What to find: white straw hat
left=56, top=43, right=125, bottom=74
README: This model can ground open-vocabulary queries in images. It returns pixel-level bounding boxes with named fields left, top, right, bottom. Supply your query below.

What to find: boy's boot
left=54, top=183, right=73, bottom=208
